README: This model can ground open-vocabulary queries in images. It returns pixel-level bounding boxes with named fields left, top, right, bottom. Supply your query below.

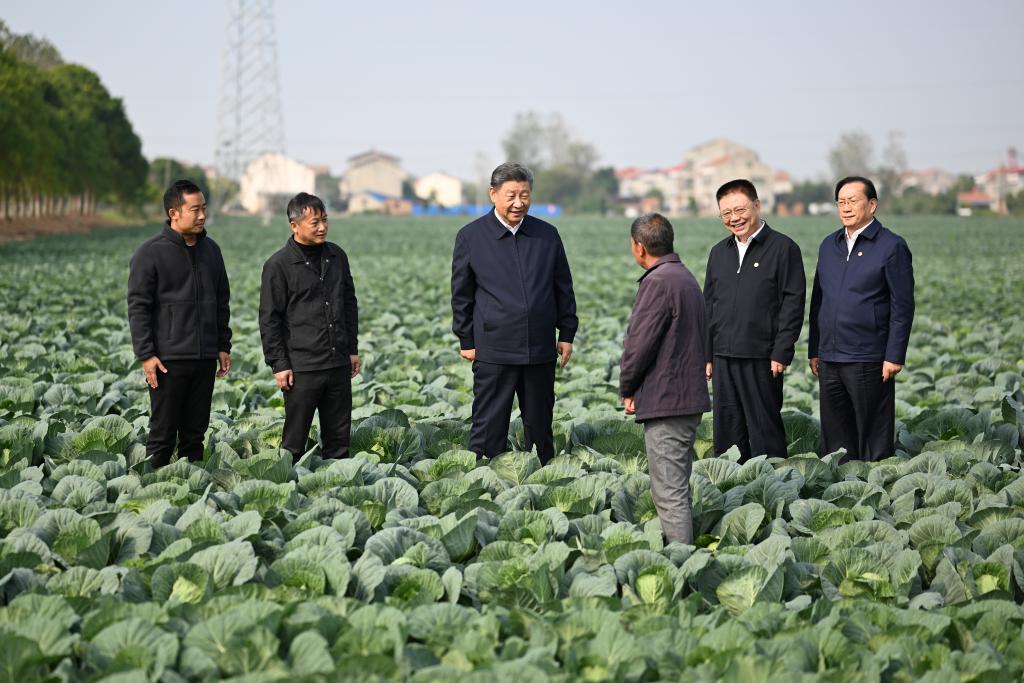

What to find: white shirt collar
left=735, top=220, right=766, bottom=248
left=845, top=218, right=875, bottom=258
left=494, top=208, right=524, bottom=234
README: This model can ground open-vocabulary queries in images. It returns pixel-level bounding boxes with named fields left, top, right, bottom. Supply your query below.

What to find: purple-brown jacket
left=620, top=253, right=711, bottom=422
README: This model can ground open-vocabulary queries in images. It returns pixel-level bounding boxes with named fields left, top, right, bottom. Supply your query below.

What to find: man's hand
left=350, top=355, right=362, bottom=378
left=809, top=357, right=820, bottom=377
left=460, top=348, right=476, bottom=362
left=275, top=368, right=294, bottom=391
left=771, top=360, right=786, bottom=377
left=882, top=361, right=903, bottom=382
left=623, top=396, right=636, bottom=415
left=217, top=351, right=231, bottom=377
left=142, top=356, right=168, bottom=389
left=705, top=362, right=713, bottom=381
left=557, top=341, right=573, bottom=368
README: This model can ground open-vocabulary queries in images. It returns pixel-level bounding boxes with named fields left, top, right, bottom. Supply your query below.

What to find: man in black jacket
left=451, top=162, right=578, bottom=463
left=259, top=193, right=360, bottom=459
left=621, top=213, right=710, bottom=544
left=704, top=179, right=805, bottom=461
left=127, top=180, right=232, bottom=468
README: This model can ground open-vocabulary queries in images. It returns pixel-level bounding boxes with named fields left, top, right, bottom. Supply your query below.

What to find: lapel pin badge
left=754, top=262, right=759, bottom=268
left=857, top=251, right=863, bottom=257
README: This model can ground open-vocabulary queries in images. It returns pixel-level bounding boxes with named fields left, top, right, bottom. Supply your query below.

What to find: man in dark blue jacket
left=809, top=176, right=915, bottom=461
left=127, top=180, right=232, bottom=468
left=451, top=162, right=578, bottom=463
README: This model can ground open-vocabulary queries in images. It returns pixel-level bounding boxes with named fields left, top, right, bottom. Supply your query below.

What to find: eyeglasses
left=719, top=206, right=751, bottom=220
left=836, top=198, right=863, bottom=208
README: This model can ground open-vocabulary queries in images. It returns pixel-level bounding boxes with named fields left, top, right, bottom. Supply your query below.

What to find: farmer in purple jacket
left=620, top=213, right=711, bottom=544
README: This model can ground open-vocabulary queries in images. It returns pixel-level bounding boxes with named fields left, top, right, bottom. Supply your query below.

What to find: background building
left=413, top=172, right=463, bottom=208
left=239, top=153, right=316, bottom=214
left=340, top=150, right=405, bottom=211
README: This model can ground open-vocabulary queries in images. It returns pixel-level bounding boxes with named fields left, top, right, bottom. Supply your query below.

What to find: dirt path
left=0, top=215, right=135, bottom=243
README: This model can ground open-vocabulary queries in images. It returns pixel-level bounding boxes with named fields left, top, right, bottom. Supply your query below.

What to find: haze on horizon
left=3, top=0, right=1021, bottom=182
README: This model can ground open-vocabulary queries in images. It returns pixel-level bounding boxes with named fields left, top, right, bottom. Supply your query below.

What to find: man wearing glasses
left=808, top=176, right=915, bottom=461
left=703, top=179, right=805, bottom=462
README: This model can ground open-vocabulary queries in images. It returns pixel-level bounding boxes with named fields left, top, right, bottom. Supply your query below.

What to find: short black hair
left=835, top=176, right=878, bottom=202
left=630, top=213, right=674, bottom=257
left=490, top=162, right=534, bottom=189
left=287, top=192, right=327, bottom=223
left=163, top=179, right=203, bottom=217
left=716, top=178, right=758, bottom=204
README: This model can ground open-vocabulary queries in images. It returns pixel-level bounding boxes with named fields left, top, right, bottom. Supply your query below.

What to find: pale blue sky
left=4, top=0, right=1021, bottom=181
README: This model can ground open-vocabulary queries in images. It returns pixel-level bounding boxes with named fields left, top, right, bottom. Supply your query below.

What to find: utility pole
left=214, top=0, right=286, bottom=182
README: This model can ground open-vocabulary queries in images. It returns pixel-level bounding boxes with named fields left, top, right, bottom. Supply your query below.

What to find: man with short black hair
left=451, top=162, right=578, bottom=463
left=127, top=179, right=232, bottom=468
left=809, top=176, right=914, bottom=461
left=260, top=192, right=360, bottom=459
left=704, top=179, right=805, bottom=461
left=620, top=213, right=710, bottom=544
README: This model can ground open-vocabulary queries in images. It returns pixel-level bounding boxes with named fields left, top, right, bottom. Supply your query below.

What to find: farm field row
left=1, top=214, right=1022, bottom=681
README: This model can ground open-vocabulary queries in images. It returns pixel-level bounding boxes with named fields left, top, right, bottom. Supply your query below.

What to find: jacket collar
left=162, top=222, right=206, bottom=247
left=725, top=222, right=774, bottom=251
left=285, top=235, right=329, bottom=263
left=637, top=252, right=681, bottom=282
left=833, top=218, right=881, bottom=245
left=488, top=209, right=532, bottom=239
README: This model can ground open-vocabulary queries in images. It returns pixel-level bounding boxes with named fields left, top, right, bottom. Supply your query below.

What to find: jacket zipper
left=192, top=250, right=202, bottom=358
left=510, top=235, right=531, bottom=358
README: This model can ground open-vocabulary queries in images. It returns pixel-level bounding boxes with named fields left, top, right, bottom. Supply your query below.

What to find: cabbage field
left=1, top=214, right=1022, bottom=682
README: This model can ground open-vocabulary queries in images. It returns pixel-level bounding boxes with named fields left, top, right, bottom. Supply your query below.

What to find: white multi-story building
left=240, top=153, right=316, bottom=214
left=414, top=172, right=463, bottom=208
left=340, top=150, right=405, bottom=204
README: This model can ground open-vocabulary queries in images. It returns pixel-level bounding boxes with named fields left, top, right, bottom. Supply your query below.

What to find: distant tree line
left=0, top=20, right=148, bottom=221
left=501, top=112, right=619, bottom=214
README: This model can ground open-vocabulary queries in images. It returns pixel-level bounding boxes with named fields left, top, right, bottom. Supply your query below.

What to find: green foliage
left=0, top=214, right=1021, bottom=679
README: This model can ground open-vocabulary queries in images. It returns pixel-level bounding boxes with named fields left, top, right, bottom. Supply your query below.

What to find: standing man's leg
left=736, top=358, right=787, bottom=458
left=644, top=414, right=700, bottom=545
left=517, top=361, right=556, bottom=463
left=281, top=370, right=326, bottom=457
left=712, top=356, right=751, bottom=461
left=147, top=360, right=191, bottom=468
left=318, top=366, right=353, bottom=459
left=848, top=362, right=895, bottom=461
left=177, top=359, right=218, bottom=462
left=818, top=361, right=858, bottom=461
left=469, top=361, right=518, bottom=458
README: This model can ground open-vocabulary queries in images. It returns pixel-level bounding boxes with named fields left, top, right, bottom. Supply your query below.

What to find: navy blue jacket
left=451, top=211, right=578, bottom=365
left=808, top=219, right=914, bottom=364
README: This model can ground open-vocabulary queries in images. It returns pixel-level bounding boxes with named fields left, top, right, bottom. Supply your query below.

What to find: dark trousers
left=712, top=356, right=787, bottom=461
left=470, top=361, right=556, bottom=463
left=282, top=366, right=352, bottom=459
left=147, top=359, right=217, bottom=468
left=818, top=361, right=895, bottom=462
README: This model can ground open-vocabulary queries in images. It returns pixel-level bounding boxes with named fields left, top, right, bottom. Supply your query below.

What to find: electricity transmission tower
left=214, top=0, right=286, bottom=181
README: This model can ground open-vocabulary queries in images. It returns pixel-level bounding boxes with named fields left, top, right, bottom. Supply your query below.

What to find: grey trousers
left=643, top=414, right=701, bottom=545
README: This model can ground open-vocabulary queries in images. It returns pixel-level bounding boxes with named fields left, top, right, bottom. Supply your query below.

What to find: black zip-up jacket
left=703, top=223, right=805, bottom=365
left=451, top=211, right=578, bottom=365
left=259, top=237, right=358, bottom=373
left=127, top=224, right=231, bottom=361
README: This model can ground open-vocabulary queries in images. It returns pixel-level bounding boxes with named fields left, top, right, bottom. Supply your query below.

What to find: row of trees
left=0, top=21, right=148, bottom=221
left=500, top=112, right=619, bottom=214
